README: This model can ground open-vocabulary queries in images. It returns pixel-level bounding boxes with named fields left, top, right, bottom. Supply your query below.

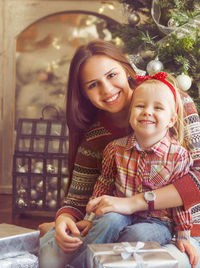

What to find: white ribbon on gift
left=113, top=241, right=170, bottom=268
left=113, top=242, right=147, bottom=268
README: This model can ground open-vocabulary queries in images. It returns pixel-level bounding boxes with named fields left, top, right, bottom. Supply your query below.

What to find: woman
left=40, top=40, right=200, bottom=268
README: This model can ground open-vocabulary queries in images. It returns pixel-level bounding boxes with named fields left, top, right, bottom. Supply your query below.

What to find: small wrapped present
left=0, top=223, right=40, bottom=257
left=0, top=252, right=39, bottom=268
left=87, top=241, right=178, bottom=268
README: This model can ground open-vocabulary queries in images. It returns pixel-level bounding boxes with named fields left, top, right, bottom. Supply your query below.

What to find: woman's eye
left=88, top=82, right=97, bottom=89
left=108, top=72, right=116, bottom=79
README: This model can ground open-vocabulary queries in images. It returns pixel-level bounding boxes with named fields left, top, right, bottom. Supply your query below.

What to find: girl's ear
left=168, top=113, right=177, bottom=128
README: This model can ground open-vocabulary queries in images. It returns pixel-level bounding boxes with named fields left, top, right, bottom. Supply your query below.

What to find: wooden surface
left=0, top=194, right=54, bottom=230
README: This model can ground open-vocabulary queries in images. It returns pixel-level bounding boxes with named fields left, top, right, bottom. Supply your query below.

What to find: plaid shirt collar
left=126, top=132, right=172, bottom=158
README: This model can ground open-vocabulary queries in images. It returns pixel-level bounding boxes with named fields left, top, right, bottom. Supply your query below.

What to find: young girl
left=77, top=72, right=196, bottom=264
left=39, top=40, right=200, bottom=268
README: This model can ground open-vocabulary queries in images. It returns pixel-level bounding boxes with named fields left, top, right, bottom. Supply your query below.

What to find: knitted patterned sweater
left=56, top=91, right=200, bottom=236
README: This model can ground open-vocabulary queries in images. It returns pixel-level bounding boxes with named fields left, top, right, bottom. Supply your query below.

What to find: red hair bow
left=135, top=72, right=178, bottom=112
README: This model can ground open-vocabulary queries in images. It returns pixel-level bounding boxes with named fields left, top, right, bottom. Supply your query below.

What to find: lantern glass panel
left=31, top=159, right=43, bottom=173
left=21, top=122, right=33, bottom=135
left=51, top=123, right=62, bottom=136
left=36, top=122, right=47, bottom=135
left=46, top=159, right=58, bottom=174
left=19, top=138, right=31, bottom=151
left=48, top=139, right=60, bottom=153
left=62, top=140, right=68, bottom=154
left=16, top=157, right=29, bottom=173
left=30, top=175, right=43, bottom=208
left=61, top=176, right=69, bottom=193
left=61, top=159, right=68, bottom=175
left=33, top=137, right=45, bottom=152
left=15, top=176, right=28, bottom=208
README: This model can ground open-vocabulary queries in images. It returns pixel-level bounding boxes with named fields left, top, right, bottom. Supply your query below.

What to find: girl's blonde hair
left=131, top=73, right=186, bottom=146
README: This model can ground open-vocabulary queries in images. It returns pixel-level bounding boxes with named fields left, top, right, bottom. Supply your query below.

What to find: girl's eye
left=88, top=82, right=97, bottom=89
left=155, top=106, right=163, bottom=110
left=136, top=105, right=144, bottom=108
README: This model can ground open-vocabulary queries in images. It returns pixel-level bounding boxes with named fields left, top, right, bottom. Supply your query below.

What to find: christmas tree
left=112, top=0, right=200, bottom=109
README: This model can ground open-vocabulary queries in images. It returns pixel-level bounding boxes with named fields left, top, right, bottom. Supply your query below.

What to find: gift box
left=0, top=223, right=40, bottom=257
left=87, top=241, right=178, bottom=268
left=0, top=252, right=39, bottom=268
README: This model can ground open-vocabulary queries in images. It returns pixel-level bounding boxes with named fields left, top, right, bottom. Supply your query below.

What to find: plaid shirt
left=92, top=133, right=194, bottom=239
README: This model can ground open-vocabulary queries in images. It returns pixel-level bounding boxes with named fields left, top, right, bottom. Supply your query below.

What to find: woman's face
left=80, top=55, right=133, bottom=115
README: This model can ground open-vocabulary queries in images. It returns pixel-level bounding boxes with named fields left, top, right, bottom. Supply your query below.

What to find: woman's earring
left=128, top=76, right=132, bottom=81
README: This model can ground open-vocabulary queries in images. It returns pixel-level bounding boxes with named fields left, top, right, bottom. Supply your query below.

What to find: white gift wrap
left=0, top=252, right=39, bottom=268
left=87, top=241, right=178, bottom=268
left=0, top=223, right=40, bottom=257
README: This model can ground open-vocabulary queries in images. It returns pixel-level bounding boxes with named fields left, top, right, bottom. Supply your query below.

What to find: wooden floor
left=0, top=194, right=55, bottom=230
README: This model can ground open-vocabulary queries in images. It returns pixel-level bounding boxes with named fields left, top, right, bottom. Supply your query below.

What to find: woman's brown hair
left=66, top=39, right=136, bottom=180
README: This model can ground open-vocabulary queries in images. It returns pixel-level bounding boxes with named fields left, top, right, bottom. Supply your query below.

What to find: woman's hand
left=176, top=240, right=199, bottom=268
left=86, top=195, right=146, bottom=216
left=54, top=213, right=83, bottom=253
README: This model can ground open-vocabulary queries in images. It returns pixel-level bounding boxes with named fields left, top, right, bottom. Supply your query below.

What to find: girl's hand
left=176, top=240, right=199, bottom=268
left=86, top=195, right=138, bottom=216
left=54, top=214, right=83, bottom=253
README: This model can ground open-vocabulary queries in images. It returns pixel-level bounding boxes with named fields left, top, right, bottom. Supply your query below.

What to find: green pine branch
left=113, top=0, right=200, bottom=100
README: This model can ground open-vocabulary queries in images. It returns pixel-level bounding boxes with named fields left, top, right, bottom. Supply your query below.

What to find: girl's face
left=129, top=82, right=177, bottom=148
left=80, top=55, right=133, bottom=115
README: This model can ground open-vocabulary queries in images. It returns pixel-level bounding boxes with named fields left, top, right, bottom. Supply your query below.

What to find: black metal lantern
left=12, top=107, right=69, bottom=216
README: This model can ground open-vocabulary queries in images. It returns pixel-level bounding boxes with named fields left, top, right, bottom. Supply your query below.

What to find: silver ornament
left=60, top=189, right=65, bottom=200
left=31, top=188, right=38, bottom=199
left=16, top=198, right=27, bottom=208
left=17, top=187, right=26, bottom=197
left=34, top=168, right=42, bottom=174
left=49, top=177, right=57, bottom=189
left=128, top=12, right=140, bottom=25
left=18, top=166, right=27, bottom=173
left=36, top=180, right=43, bottom=192
left=61, top=177, right=69, bottom=188
left=47, top=164, right=55, bottom=174
left=176, top=73, right=192, bottom=91
left=46, top=191, right=53, bottom=201
left=52, top=190, right=58, bottom=199
left=168, top=18, right=179, bottom=27
left=37, top=199, right=43, bottom=208
left=61, top=167, right=68, bottom=174
left=34, top=161, right=43, bottom=170
left=53, top=189, right=65, bottom=200
left=146, top=57, right=164, bottom=75
left=48, top=199, right=57, bottom=209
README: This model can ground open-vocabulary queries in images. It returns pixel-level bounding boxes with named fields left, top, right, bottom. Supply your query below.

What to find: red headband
left=135, top=72, right=178, bottom=113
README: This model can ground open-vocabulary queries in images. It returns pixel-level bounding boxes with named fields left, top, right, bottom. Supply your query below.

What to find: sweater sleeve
left=168, top=146, right=193, bottom=233
left=91, top=142, right=117, bottom=198
left=56, top=136, right=101, bottom=221
left=173, top=92, right=200, bottom=210
left=56, top=127, right=113, bottom=221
